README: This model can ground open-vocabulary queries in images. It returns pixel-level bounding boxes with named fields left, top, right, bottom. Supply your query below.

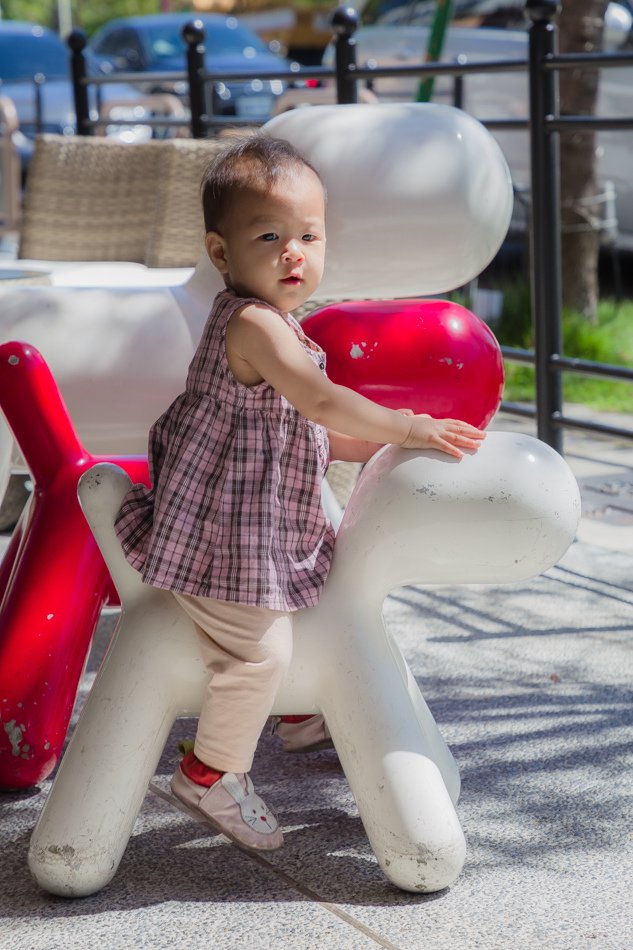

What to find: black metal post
left=33, top=74, right=44, bottom=134
left=526, top=0, right=563, bottom=452
left=183, top=20, right=207, bottom=139
left=68, top=30, right=92, bottom=136
left=453, top=73, right=464, bottom=110
left=331, top=6, right=359, bottom=105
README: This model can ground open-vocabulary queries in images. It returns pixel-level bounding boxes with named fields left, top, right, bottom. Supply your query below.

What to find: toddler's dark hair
left=201, top=134, right=324, bottom=233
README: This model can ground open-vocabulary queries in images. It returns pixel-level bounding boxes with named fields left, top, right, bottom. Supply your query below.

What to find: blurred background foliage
left=3, top=1, right=188, bottom=35
left=0, top=0, right=327, bottom=36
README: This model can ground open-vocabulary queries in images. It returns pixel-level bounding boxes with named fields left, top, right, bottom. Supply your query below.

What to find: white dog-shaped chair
left=28, top=434, right=579, bottom=896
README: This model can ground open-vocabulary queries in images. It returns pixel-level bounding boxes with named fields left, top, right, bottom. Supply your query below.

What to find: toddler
left=115, top=134, right=485, bottom=853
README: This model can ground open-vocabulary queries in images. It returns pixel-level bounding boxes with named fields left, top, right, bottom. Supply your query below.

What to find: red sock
left=180, top=750, right=223, bottom=787
left=279, top=715, right=314, bottom=723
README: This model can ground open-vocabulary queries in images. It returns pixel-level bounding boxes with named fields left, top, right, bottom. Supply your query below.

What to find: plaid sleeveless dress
left=115, top=289, right=335, bottom=610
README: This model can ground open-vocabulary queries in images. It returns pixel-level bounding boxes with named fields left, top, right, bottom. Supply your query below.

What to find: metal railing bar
left=87, top=117, right=191, bottom=129
left=553, top=414, right=633, bottom=439
left=85, top=59, right=529, bottom=90
left=82, top=67, right=334, bottom=87
left=83, top=70, right=188, bottom=86
left=500, top=346, right=535, bottom=365
left=550, top=355, right=633, bottom=382
left=500, top=401, right=537, bottom=418
left=501, top=348, right=633, bottom=383
left=547, top=115, right=633, bottom=132
left=482, top=118, right=529, bottom=130
left=348, top=58, right=528, bottom=82
left=202, top=116, right=268, bottom=127
left=80, top=53, right=633, bottom=89
left=199, top=67, right=332, bottom=83
left=544, top=50, right=633, bottom=70
left=498, top=402, right=633, bottom=442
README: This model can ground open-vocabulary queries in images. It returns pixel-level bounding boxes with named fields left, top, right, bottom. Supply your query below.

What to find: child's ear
left=205, top=231, right=229, bottom=275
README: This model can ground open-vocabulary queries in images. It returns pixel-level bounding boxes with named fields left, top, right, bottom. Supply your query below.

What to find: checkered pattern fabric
left=115, top=290, right=335, bottom=610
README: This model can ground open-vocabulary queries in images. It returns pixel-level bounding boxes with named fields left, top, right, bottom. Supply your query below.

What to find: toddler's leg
left=173, top=594, right=293, bottom=774
left=168, top=594, right=292, bottom=852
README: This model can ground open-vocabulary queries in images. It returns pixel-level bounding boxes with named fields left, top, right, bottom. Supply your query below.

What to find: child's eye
left=260, top=232, right=278, bottom=242
left=302, top=234, right=316, bottom=242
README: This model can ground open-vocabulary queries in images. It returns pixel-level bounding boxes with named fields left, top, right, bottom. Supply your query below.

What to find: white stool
left=28, top=432, right=580, bottom=896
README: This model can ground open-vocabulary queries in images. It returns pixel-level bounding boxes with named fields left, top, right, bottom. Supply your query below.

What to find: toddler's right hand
left=400, top=414, right=486, bottom=459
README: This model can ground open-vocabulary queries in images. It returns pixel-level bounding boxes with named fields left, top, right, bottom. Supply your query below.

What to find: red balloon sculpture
left=302, top=299, right=504, bottom=428
left=0, top=342, right=148, bottom=789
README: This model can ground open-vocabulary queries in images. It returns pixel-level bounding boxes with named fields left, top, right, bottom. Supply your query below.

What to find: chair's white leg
left=28, top=464, right=207, bottom=897
left=28, top=589, right=206, bottom=897
left=315, top=599, right=466, bottom=893
left=396, top=642, right=461, bottom=805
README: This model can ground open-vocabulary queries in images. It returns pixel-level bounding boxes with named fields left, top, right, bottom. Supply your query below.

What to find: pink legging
left=173, top=592, right=293, bottom=773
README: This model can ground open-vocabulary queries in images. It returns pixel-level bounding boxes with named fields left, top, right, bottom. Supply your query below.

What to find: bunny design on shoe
left=170, top=767, right=283, bottom=852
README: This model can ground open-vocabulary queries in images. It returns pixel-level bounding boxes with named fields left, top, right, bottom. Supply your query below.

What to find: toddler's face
left=206, top=165, right=326, bottom=312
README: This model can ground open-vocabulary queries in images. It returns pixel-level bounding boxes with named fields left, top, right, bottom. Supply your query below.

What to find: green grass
left=480, top=283, right=633, bottom=413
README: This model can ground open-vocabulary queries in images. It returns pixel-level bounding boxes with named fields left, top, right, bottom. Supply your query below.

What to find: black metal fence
left=67, top=0, right=633, bottom=454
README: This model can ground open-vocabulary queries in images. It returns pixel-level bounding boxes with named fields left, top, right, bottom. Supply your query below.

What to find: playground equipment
left=0, top=102, right=581, bottom=890
left=28, top=434, right=580, bottom=895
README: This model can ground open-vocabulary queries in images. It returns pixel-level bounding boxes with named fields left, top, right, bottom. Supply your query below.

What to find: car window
left=0, top=33, right=68, bottom=81
left=141, top=25, right=192, bottom=61
left=206, top=18, right=270, bottom=56
left=142, top=18, right=269, bottom=62
left=93, top=28, right=143, bottom=58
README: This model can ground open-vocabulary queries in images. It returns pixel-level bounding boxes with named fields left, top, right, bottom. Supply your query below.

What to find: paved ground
left=1, top=406, right=632, bottom=950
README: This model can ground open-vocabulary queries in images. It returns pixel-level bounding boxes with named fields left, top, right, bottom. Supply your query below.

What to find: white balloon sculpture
left=28, top=435, right=580, bottom=896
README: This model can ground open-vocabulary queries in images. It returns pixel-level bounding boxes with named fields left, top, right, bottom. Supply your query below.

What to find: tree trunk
left=558, top=0, right=608, bottom=322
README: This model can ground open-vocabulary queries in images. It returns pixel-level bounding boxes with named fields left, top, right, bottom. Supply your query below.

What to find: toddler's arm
left=328, top=411, right=415, bottom=462
left=327, top=431, right=383, bottom=463
left=226, top=304, right=485, bottom=459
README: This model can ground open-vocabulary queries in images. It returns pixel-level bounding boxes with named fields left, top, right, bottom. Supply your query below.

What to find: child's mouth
left=281, top=276, right=302, bottom=285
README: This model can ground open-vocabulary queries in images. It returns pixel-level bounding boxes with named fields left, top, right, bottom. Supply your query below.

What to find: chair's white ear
left=264, top=102, right=513, bottom=299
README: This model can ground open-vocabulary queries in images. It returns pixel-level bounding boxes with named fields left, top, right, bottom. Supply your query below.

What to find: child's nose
left=282, top=239, right=305, bottom=263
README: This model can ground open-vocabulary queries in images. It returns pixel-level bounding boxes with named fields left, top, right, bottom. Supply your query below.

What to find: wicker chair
left=0, top=96, right=21, bottom=237
left=18, top=134, right=233, bottom=268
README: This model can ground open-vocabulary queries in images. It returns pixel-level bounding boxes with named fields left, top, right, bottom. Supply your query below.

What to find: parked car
left=0, top=21, right=160, bottom=175
left=359, top=0, right=633, bottom=46
left=322, top=1, right=633, bottom=249
left=87, top=12, right=292, bottom=124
